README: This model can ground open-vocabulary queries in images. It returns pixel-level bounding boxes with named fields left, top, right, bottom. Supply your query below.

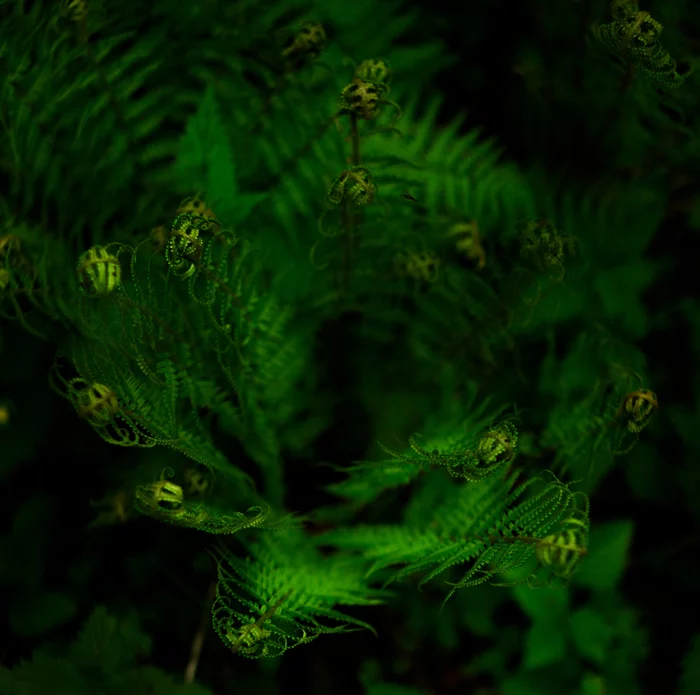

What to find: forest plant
left=0, top=0, right=681, bottom=676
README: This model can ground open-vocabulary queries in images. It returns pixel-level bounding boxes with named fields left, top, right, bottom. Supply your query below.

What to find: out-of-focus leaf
left=579, top=671, right=606, bottom=695
left=570, top=607, right=614, bottom=664
left=10, top=591, right=77, bottom=637
left=574, top=520, right=634, bottom=590
left=2, top=655, right=89, bottom=695
left=512, top=585, right=569, bottom=621
left=522, top=620, right=567, bottom=669
left=69, top=605, right=151, bottom=672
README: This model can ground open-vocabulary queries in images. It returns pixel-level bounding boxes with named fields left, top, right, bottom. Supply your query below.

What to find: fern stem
left=184, top=580, right=216, bottom=684
left=350, top=112, right=361, bottom=167
left=341, top=114, right=361, bottom=295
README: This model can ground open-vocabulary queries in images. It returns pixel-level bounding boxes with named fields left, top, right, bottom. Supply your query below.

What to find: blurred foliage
left=0, top=607, right=213, bottom=695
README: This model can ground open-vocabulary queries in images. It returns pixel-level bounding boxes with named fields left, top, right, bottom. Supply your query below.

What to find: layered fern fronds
left=322, top=469, right=589, bottom=606
left=210, top=529, right=393, bottom=657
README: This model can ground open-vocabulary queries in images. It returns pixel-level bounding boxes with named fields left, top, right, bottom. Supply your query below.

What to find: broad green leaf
left=10, top=591, right=77, bottom=637
left=2, top=655, right=89, bottom=695
left=513, top=585, right=569, bottom=622
left=593, top=260, right=660, bottom=337
left=574, top=520, right=634, bottom=590
left=69, top=606, right=151, bottom=672
left=579, top=672, right=606, bottom=695
left=570, top=608, right=614, bottom=664
left=523, top=621, right=567, bottom=669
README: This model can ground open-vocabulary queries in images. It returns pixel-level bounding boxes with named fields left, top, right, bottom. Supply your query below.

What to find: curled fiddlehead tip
left=76, top=245, right=123, bottom=297
left=317, top=167, right=377, bottom=236
left=354, top=58, right=393, bottom=90
left=447, top=221, right=487, bottom=270
left=597, top=7, right=688, bottom=89
left=535, top=516, right=589, bottom=581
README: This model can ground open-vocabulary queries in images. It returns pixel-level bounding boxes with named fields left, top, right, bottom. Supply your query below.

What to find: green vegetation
left=1, top=0, right=699, bottom=693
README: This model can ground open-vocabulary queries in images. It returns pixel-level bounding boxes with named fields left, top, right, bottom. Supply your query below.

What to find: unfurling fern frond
left=322, top=469, right=589, bottom=606
left=328, top=385, right=512, bottom=505
left=210, top=529, right=392, bottom=657
left=378, top=418, right=518, bottom=482
left=317, top=166, right=378, bottom=237
left=133, top=468, right=290, bottom=535
left=596, top=8, right=688, bottom=89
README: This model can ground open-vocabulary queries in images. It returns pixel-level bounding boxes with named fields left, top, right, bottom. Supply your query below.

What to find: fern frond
left=322, top=469, right=589, bottom=604
left=360, top=92, right=538, bottom=233
left=377, top=386, right=516, bottom=482
left=210, top=529, right=392, bottom=657
left=133, top=468, right=292, bottom=535
left=596, top=9, right=687, bottom=89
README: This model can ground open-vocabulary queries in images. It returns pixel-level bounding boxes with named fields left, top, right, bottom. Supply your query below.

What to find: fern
left=596, top=3, right=688, bottom=90
left=133, top=467, right=300, bottom=535
left=0, top=606, right=213, bottom=695
left=210, top=528, right=392, bottom=657
left=323, top=469, right=589, bottom=606
left=0, top=0, right=678, bottom=675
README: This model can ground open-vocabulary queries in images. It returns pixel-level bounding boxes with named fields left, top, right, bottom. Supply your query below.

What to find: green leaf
left=230, top=191, right=269, bottom=226
left=2, top=655, right=89, bottom=695
left=512, top=585, right=569, bottom=622
left=570, top=608, right=614, bottom=664
left=593, top=260, right=659, bottom=337
left=579, top=672, right=606, bottom=695
left=128, top=666, right=215, bottom=695
left=10, top=591, right=77, bottom=637
left=574, top=520, right=634, bottom=590
left=175, top=86, right=266, bottom=227
left=69, top=606, right=151, bottom=672
left=502, top=669, right=567, bottom=695
left=523, top=620, right=567, bottom=669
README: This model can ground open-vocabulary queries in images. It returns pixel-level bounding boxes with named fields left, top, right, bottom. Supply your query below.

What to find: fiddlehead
left=518, top=218, right=577, bottom=283
left=394, top=249, right=441, bottom=284
left=379, top=419, right=519, bottom=482
left=48, top=355, right=189, bottom=448
left=134, top=468, right=277, bottom=535
left=280, top=20, right=328, bottom=73
left=447, top=220, right=487, bottom=271
left=322, top=470, right=590, bottom=606
left=534, top=516, right=589, bottom=582
left=353, top=58, right=393, bottom=94
left=210, top=529, right=391, bottom=658
left=596, top=5, right=688, bottom=89
left=165, top=213, right=215, bottom=279
left=76, top=245, right=124, bottom=297
left=316, top=166, right=377, bottom=238
left=609, top=386, right=658, bottom=454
